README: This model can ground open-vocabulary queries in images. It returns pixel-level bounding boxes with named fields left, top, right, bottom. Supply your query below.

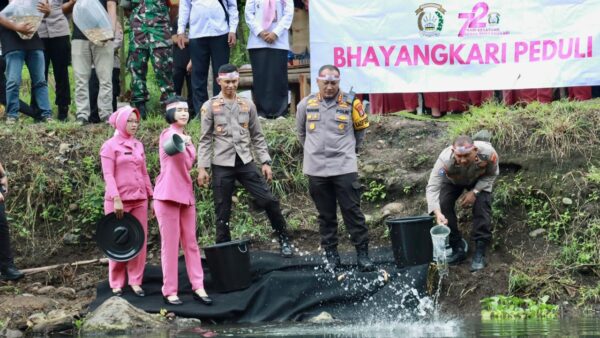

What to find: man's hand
left=38, top=0, right=51, bottom=17
left=113, top=196, right=124, bottom=219
left=459, top=191, right=477, bottom=209
left=227, top=32, right=236, bottom=47
left=14, top=22, right=35, bottom=35
left=0, top=191, right=4, bottom=203
left=434, top=210, right=448, bottom=225
left=262, top=164, right=273, bottom=183
left=186, top=60, right=192, bottom=74
left=176, top=34, right=186, bottom=49
left=197, top=168, right=211, bottom=188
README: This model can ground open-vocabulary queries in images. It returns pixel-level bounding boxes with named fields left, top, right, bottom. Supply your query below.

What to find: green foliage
left=586, top=166, right=600, bottom=185
left=558, top=219, right=600, bottom=267
left=481, top=295, right=559, bottom=319
left=363, top=180, right=387, bottom=202
left=73, top=318, right=84, bottom=331
left=448, top=99, right=600, bottom=162
left=577, top=282, right=600, bottom=307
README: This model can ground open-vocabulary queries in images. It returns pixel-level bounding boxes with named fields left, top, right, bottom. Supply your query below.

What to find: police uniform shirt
left=426, top=141, right=499, bottom=213
left=198, top=93, right=271, bottom=168
left=296, top=92, right=369, bottom=177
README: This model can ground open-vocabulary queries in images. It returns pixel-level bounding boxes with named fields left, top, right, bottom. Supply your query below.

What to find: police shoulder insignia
left=438, top=168, right=446, bottom=176
left=201, top=106, right=208, bottom=116
left=355, top=101, right=365, bottom=117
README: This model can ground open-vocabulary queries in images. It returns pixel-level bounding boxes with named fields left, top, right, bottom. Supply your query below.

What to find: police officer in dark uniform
left=197, top=63, right=292, bottom=257
left=296, top=64, right=374, bottom=272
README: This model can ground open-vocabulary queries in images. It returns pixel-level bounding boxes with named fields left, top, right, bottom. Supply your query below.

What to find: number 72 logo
left=458, top=2, right=490, bottom=37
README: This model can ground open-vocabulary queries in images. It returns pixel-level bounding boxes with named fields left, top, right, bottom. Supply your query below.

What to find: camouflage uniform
left=127, top=0, right=174, bottom=108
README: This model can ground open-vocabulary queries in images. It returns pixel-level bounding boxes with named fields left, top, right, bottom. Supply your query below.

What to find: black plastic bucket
left=386, top=216, right=434, bottom=268
left=204, top=239, right=251, bottom=292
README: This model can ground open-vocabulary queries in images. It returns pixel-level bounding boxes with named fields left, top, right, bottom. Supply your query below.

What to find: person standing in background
left=128, top=0, right=175, bottom=118
left=171, top=15, right=194, bottom=117
left=245, top=0, right=293, bottom=120
left=89, top=22, right=123, bottom=123
left=34, top=0, right=71, bottom=121
left=63, top=0, right=117, bottom=125
left=177, top=0, right=238, bottom=117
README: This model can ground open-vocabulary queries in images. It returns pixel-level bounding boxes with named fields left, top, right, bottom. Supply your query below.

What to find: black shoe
left=356, top=244, right=376, bottom=272
left=447, top=245, right=467, bottom=265
left=470, top=241, right=488, bottom=272
left=193, top=292, right=213, bottom=305
left=324, top=248, right=341, bottom=272
left=0, top=266, right=24, bottom=281
left=131, top=286, right=145, bottom=297
left=58, top=105, right=69, bottom=121
left=163, top=296, right=183, bottom=305
left=112, top=288, right=123, bottom=297
left=279, top=234, right=293, bottom=258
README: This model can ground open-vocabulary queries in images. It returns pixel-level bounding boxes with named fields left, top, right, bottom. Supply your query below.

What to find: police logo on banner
left=416, top=3, right=446, bottom=37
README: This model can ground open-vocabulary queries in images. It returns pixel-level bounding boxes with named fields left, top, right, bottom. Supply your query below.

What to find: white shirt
left=178, top=0, right=239, bottom=38
left=245, top=0, right=294, bottom=50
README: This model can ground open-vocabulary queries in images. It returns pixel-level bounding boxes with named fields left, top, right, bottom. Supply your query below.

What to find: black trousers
left=212, top=157, right=286, bottom=243
left=89, top=67, right=120, bottom=123
left=173, top=65, right=195, bottom=118
left=0, top=197, right=15, bottom=269
left=249, top=48, right=289, bottom=118
left=189, top=34, right=229, bottom=116
left=0, top=56, right=38, bottom=119
left=308, top=173, right=369, bottom=250
left=439, top=183, right=493, bottom=247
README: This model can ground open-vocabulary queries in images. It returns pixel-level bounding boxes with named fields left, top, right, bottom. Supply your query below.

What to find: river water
left=171, top=317, right=600, bottom=337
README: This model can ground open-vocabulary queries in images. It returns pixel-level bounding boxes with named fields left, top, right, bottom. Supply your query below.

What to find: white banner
left=309, top=0, right=600, bottom=93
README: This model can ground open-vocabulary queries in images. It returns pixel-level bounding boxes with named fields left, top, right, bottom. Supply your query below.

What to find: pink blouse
left=100, top=134, right=153, bottom=201
left=153, top=126, right=196, bottom=205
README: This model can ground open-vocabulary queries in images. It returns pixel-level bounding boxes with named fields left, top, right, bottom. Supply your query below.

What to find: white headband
left=317, top=74, right=340, bottom=81
left=452, top=144, right=475, bottom=155
left=166, top=101, right=188, bottom=111
left=218, top=71, right=240, bottom=79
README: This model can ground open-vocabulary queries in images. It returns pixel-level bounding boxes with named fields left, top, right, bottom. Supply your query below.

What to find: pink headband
left=317, top=74, right=340, bottom=81
left=452, top=144, right=475, bottom=155
left=218, top=72, right=240, bottom=79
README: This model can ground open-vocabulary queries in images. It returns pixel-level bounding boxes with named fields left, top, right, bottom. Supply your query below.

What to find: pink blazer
left=100, top=135, right=153, bottom=201
left=153, top=126, right=196, bottom=205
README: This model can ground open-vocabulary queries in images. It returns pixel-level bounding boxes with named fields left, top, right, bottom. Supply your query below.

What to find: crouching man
left=426, top=135, right=499, bottom=271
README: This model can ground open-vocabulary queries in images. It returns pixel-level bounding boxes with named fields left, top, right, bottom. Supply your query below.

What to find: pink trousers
left=154, top=200, right=205, bottom=297
left=104, top=199, right=148, bottom=289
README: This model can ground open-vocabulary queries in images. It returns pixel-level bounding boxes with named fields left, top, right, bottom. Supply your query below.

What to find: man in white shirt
left=176, top=0, right=238, bottom=116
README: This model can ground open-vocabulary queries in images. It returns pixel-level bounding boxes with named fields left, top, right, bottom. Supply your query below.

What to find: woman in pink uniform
left=154, top=96, right=212, bottom=306
left=100, top=105, right=153, bottom=297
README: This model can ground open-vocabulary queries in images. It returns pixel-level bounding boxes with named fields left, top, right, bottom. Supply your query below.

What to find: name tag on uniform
left=336, top=108, right=350, bottom=115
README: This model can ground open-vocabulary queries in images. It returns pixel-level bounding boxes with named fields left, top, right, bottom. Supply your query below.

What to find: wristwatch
left=263, top=160, right=272, bottom=166
left=472, top=189, right=480, bottom=196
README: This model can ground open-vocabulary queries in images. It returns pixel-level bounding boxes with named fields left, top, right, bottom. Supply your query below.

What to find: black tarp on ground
left=89, top=248, right=429, bottom=323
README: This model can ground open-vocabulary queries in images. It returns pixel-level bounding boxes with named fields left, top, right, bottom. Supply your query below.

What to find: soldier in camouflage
left=426, top=135, right=499, bottom=272
left=127, top=0, right=175, bottom=118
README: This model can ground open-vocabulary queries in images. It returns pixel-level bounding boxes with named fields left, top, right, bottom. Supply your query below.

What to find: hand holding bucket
left=163, top=133, right=185, bottom=156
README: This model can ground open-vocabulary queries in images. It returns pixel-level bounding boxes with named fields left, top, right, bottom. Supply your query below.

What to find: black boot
left=215, top=220, right=231, bottom=243
left=278, top=233, right=293, bottom=258
left=470, top=241, right=487, bottom=272
left=0, top=265, right=24, bottom=281
left=356, top=244, right=375, bottom=272
left=324, top=248, right=341, bottom=272
left=447, top=241, right=467, bottom=265
left=58, top=105, right=69, bottom=121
